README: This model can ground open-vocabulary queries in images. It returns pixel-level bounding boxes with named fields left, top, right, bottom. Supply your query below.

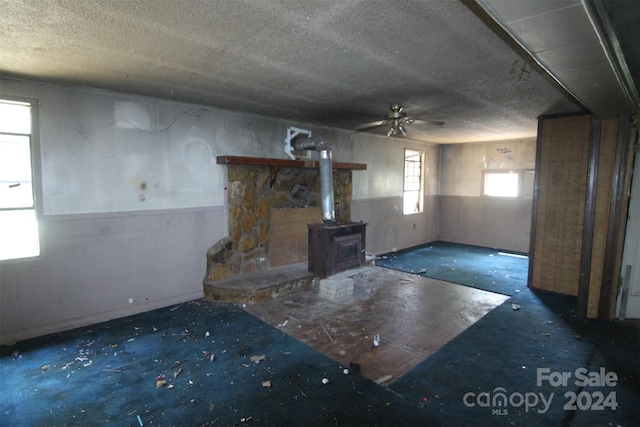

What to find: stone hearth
left=203, top=156, right=366, bottom=301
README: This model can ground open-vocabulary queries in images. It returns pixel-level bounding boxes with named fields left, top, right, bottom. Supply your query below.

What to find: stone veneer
left=205, top=164, right=353, bottom=282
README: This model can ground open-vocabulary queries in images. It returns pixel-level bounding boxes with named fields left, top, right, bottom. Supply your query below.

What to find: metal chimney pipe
left=293, top=137, right=335, bottom=223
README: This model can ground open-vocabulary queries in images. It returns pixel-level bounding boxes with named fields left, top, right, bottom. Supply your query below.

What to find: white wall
left=0, top=78, right=437, bottom=343
left=0, top=207, right=224, bottom=343
left=350, top=134, right=439, bottom=254
left=438, top=139, right=536, bottom=252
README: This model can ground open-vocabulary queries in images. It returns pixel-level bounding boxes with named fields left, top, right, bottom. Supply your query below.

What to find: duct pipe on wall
left=293, top=137, right=335, bottom=223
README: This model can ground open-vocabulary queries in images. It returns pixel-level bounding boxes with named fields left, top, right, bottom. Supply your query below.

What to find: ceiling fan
left=355, top=105, right=444, bottom=137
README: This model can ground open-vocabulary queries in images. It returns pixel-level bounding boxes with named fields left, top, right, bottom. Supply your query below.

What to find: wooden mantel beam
left=216, top=155, right=367, bottom=170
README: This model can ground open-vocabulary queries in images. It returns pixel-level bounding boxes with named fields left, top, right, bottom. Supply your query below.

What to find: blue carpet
left=1, top=300, right=436, bottom=426
left=389, top=288, right=640, bottom=427
left=376, top=241, right=529, bottom=296
left=2, top=262, right=638, bottom=426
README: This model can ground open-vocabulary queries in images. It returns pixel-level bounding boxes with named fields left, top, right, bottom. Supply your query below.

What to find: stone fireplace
left=204, top=156, right=366, bottom=284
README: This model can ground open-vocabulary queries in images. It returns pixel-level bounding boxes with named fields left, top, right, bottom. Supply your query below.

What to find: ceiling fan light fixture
left=356, top=105, right=444, bottom=138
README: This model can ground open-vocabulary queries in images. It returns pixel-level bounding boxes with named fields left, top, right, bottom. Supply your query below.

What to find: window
left=482, top=169, right=535, bottom=198
left=0, top=98, right=40, bottom=261
left=403, top=149, right=424, bottom=214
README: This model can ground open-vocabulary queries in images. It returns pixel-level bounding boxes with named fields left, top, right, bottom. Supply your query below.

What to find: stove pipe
left=293, top=136, right=335, bottom=223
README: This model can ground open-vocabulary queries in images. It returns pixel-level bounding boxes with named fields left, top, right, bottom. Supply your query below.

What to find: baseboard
left=0, top=290, right=204, bottom=345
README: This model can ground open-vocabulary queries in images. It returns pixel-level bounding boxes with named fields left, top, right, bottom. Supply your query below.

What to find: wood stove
left=308, top=222, right=367, bottom=278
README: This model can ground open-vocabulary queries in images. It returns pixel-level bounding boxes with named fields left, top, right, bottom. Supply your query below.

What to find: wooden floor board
left=242, top=267, right=509, bottom=385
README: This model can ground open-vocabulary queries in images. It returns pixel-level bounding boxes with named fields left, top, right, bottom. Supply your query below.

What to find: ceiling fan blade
left=411, top=119, right=445, bottom=127
left=355, top=120, right=387, bottom=131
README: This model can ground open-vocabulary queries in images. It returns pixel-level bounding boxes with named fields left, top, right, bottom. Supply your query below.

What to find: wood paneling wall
left=529, top=114, right=636, bottom=319
left=529, top=115, right=591, bottom=296
left=269, top=207, right=321, bottom=268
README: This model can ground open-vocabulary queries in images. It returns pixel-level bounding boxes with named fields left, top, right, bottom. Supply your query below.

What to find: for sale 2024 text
left=463, top=367, right=618, bottom=415
left=537, top=367, right=618, bottom=411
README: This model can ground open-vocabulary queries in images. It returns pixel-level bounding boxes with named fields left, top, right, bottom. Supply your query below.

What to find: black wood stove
left=308, top=222, right=367, bottom=278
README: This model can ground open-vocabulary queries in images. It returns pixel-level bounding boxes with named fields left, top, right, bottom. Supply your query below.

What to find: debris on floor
left=171, top=359, right=188, bottom=369
left=349, top=362, right=361, bottom=374
left=156, top=374, right=167, bottom=388
left=319, top=322, right=334, bottom=342
left=237, top=345, right=251, bottom=356
left=512, top=303, right=521, bottom=310
left=373, top=334, right=380, bottom=347
left=249, top=354, right=266, bottom=364
left=374, top=374, right=393, bottom=384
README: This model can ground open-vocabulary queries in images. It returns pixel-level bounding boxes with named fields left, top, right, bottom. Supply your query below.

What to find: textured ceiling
left=478, top=0, right=639, bottom=117
left=0, top=0, right=637, bottom=144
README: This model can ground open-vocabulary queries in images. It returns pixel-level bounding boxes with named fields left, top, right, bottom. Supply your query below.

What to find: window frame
left=0, top=96, right=43, bottom=263
left=403, top=148, right=424, bottom=215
